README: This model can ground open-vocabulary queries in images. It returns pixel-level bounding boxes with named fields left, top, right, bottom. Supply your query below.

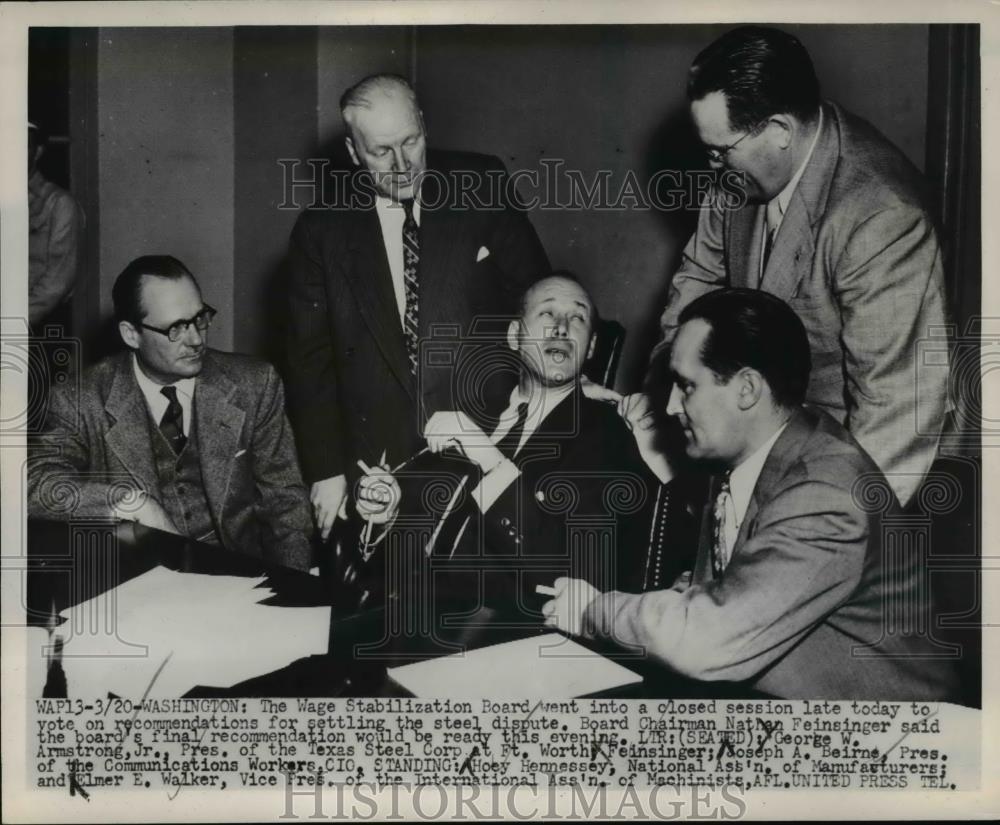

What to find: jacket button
left=500, top=517, right=511, bottom=527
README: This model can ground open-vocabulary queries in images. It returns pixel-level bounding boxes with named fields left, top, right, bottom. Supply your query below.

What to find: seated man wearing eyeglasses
left=27, top=255, right=314, bottom=570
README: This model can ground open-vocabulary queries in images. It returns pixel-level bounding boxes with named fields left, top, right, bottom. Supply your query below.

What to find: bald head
left=510, top=273, right=597, bottom=390
left=341, top=74, right=427, bottom=202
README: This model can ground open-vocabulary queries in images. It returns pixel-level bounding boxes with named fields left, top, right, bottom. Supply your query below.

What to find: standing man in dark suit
left=544, top=289, right=958, bottom=701
left=628, top=27, right=950, bottom=509
left=285, top=74, right=550, bottom=541
left=28, top=255, right=314, bottom=571
left=355, top=274, right=683, bottom=614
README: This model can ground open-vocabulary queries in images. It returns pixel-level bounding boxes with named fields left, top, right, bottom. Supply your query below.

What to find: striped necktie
left=401, top=198, right=420, bottom=374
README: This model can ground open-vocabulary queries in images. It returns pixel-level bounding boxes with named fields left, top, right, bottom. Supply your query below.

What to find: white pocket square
left=235, top=449, right=247, bottom=458
left=476, top=246, right=490, bottom=262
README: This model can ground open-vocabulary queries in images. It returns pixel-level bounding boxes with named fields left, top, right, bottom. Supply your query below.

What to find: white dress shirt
left=374, top=195, right=422, bottom=327
left=132, top=354, right=196, bottom=435
left=760, top=107, right=824, bottom=282
left=471, top=382, right=576, bottom=512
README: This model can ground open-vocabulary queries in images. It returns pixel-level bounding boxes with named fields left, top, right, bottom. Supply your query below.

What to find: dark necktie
left=159, top=386, right=187, bottom=454
left=401, top=198, right=420, bottom=375
left=759, top=201, right=780, bottom=285
left=711, top=474, right=733, bottom=579
left=494, top=402, right=529, bottom=460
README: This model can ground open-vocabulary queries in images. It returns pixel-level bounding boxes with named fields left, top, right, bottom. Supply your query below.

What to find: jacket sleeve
left=250, top=365, right=315, bottom=571
left=284, top=215, right=348, bottom=483
left=27, top=383, right=130, bottom=519
left=652, top=191, right=729, bottom=362
left=583, top=473, right=867, bottom=682
left=834, top=205, right=949, bottom=507
left=29, top=192, right=83, bottom=327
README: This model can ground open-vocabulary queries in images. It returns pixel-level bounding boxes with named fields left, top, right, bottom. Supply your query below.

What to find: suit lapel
left=103, top=355, right=161, bottom=498
left=759, top=196, right=815, bottom=299
left=418, top=170, right=467, bottom=340
left=192, top=354, right=244, bottom=529
left=760, top=103, right=838, bottom=298
left=341, top=205, right=415, bottom=399
left=730, top=409, right=815, bottom=566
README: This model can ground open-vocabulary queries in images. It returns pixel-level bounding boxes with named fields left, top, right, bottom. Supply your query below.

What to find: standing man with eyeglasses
left=27, top=255, right=314, bottom=570
left=637, top=26, right=950, bottom=509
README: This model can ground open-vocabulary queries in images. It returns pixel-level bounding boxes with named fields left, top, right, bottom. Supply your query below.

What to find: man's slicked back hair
left=687, top=26, right=820, bottom=132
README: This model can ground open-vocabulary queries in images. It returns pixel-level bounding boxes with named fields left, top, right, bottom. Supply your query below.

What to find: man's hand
left=618, top=393, right=675, bottom=483
left=580, top=375, right=623, bottom=404
left=541, top=577, right=601, bottom=637
left=115, top=496, right=180, bottom=535
left=311, top=475, right=348, bottom=540
left=355, top=461, right=401, bottom=525
left=424, top=411, right=505, bottom=474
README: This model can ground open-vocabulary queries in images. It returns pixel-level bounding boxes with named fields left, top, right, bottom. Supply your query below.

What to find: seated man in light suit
left=27, top=255, right=314, bottom=571
left=354, top=273, right=687, bottom=614
left=544, top=288, right=958, bottom=701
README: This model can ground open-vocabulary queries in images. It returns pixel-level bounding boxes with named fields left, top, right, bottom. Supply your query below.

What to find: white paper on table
left=52, top=566, right=329, bottom=699
left=387, top=633, right=642, bottom=698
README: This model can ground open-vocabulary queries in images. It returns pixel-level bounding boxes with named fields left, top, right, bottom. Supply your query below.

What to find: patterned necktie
left=159, top=386, right=187, bottom=454
left=711, top=475, right=733, bottom=578
left=494, top=402, right=529, bottom=460
left=401, top=198, right=420, bottom=375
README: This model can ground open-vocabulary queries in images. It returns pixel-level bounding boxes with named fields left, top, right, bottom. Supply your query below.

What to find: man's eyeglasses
left=704, top=120, right=767, bottom=163
left=138, top=305, right=217, bottom=342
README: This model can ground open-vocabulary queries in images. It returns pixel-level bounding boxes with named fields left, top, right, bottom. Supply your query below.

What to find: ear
left=767, top=114, right=795, bottom=150
left=735, top=367, right=765, bottom=411
left=118, top=320, right=140, bottom=351
left=345, top=135, right=360, bottom=167
left=586, top=332, right=597, bottom=362
left=506, top=319, right=520, bottom=352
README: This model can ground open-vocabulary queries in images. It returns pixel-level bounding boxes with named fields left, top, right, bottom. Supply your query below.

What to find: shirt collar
left=728, top=421, right=789, bottom=525
left=375, top=194, right=421, bottom=225
left=131, top=352, right=197, bottom=406
left=769, top=107, right=823, bottom=224
left=505, top=381, right=575, bottom=427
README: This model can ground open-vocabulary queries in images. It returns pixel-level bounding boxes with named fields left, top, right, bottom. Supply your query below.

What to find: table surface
left=26, top=518, right=755, bottom=699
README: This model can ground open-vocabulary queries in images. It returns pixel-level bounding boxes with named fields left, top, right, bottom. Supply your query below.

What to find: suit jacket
left=657, top=101, right=950, bottom=507
left=27, top=349, right=314, bottom=571
left=377, top=383, right=682, bottom=616
left=285, top=149, right=550, bottom=485
left=584, top=406, right=959, bottom=701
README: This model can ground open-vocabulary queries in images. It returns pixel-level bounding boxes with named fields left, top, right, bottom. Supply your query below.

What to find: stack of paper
left=388, top=633, right=642, bottom=698
left=45, top=566, right=329, bottom=698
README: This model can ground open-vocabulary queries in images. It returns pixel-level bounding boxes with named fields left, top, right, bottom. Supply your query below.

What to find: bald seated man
left=354, top=273, right=691, bottom=614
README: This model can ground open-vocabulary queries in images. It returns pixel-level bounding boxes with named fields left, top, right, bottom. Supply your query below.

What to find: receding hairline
left=341, top=75, right=420, bottom=128
left=521, top=275, right=595, bottom=317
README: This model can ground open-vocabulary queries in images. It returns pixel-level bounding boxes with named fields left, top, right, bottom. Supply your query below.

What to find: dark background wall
left=73, top=24, right=927, bottom=388
left=415, top=24, right=929, bottom=386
